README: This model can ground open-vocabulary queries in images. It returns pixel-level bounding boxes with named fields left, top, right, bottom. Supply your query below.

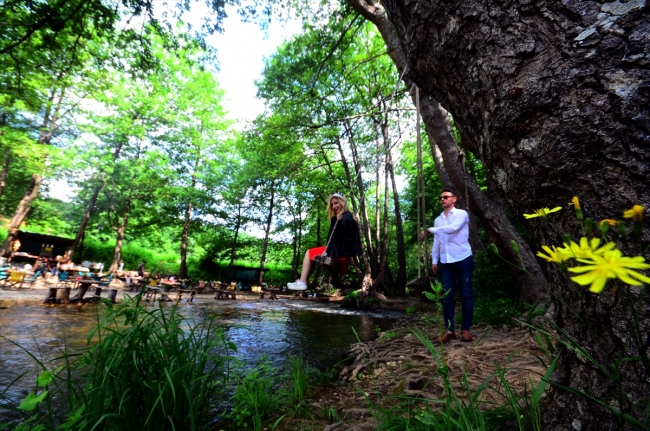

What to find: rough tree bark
left=347, top=0, right=549, bottom=303
left=0, top=174, right=42, bottom=257
left=378, top=0, right=650, bottom=429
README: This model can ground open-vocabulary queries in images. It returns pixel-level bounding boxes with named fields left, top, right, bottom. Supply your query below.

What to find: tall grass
left=1, top=297, right=235, bottom=430
left=227, top=358, right=285, bottom=431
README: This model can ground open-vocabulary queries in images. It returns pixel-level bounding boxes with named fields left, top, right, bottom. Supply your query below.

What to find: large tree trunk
left=376, top=1, right=650, bottom=429
left=0, top=174, right=42, bottom=257
left=347, top=0, right=549, bottom=303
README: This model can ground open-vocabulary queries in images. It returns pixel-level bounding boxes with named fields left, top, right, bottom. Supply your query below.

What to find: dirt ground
left=274, top=298, right=549, bottom=431
left=1, top=280, right=548, bottom=431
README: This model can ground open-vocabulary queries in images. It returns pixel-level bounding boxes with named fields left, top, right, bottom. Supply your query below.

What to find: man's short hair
left=441, top=189, right=456, bottom=196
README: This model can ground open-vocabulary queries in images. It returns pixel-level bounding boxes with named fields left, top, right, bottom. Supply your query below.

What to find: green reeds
left=227, top=358, right=286, bottom=431
left=1, top=299, right=235, bottom=431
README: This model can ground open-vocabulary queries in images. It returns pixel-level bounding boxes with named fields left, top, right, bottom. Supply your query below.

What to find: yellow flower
left=623, top=205, right=644, bottom=222
left=568, top=249, right=650, bottom=293
left=566, top=237, right=615, bottom=259
left=524, top=207, right=563, bottom=219
left=600, top=219, right=618, bottom=227
left=571, top=197, right=580, bottom=210
left=537, top=245, right=572, bottom=263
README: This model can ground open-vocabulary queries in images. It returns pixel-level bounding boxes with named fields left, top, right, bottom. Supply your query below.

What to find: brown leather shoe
left=460, top=330, right=473, bottom=342
left=441, top=331, right=456, bottom=343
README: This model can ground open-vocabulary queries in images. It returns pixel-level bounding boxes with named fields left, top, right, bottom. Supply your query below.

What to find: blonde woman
left=287, top=193, right=362, bottom=290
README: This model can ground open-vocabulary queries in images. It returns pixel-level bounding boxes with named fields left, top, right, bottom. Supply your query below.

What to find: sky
left=204, top=7, right=303, bottom=128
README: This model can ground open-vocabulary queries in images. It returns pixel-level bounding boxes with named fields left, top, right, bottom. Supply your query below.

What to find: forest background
left=0, top=0, right=519, bottom=320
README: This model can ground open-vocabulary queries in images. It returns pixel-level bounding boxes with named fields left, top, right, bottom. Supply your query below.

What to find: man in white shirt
left=420, top=189, right=474, bottom=342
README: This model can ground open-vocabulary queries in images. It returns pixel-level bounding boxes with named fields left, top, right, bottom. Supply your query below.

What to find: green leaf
left=37, top=370, right=54, bottom=387
left=17, top=391, right=48, bottom=411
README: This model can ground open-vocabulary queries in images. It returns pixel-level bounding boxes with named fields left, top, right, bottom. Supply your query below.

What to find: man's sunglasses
left=440, top=195, right=455, bottom=200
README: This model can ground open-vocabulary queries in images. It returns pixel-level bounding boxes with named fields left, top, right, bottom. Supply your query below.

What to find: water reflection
left=0, top=299, right=399, bottom=399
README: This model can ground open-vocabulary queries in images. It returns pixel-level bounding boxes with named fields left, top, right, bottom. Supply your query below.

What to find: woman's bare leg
left=299, top=250, right=314, bottom=283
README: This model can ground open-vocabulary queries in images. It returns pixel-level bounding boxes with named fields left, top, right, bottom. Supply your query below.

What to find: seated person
left=287, top=193, right=362, bottom=290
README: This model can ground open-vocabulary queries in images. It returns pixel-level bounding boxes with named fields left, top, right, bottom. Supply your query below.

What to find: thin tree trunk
left=258, top=180, right=275, bottom=285
left=65, top=180, right=103, bottom=262
left=229, top=203, right=242, bottom=267
left=337, top=136, right=375, bottom=295
left=66, top=142, right=124, bottom=262
left=429, top=138, right=484, bottom=253
left=179, top=157, right=200, bottom=279
left=0, top=174, right=42, bottom=257
left=107, top=191, right=132, bottom=273
left=179, top=201, right=192, bottom=279
left=383, top=126, right=407, bottom=293
left=344, top=122, right=375, bottom=262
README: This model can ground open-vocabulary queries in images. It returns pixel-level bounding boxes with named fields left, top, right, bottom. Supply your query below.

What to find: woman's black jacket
left=324, top=211, right=362, bottom=258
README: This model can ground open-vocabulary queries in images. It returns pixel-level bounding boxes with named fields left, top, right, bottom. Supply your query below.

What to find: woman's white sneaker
left=287, top=280, right=307, bottom=290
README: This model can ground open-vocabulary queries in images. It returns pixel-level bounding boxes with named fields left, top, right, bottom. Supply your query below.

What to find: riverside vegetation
left=0, top=201, right=647, bottom=430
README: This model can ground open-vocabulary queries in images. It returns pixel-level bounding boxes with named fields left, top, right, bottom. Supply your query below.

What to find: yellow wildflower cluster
left=536, top=238, right=650, bottom=292
left=531, top=203, right=649, bottom=293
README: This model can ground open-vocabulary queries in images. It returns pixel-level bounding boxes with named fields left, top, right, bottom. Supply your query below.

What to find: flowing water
left=0, top=298, right=400, bottom=411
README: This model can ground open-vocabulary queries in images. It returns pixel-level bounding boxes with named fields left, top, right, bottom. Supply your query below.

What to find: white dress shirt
left=428, top=207, right=472, bottom=264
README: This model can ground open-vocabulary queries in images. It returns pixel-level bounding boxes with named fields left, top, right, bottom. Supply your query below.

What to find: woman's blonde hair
left=326, top=193, right=349, bottom=218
